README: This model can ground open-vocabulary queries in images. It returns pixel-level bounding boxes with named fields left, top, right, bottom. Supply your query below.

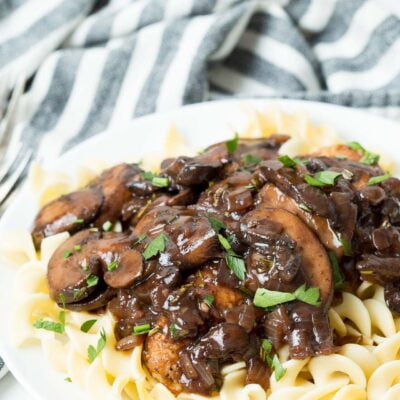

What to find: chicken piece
left=143, top=316, right=188, bottom=394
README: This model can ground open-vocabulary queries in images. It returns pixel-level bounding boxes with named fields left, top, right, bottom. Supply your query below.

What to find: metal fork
left=0, top=75, right=32, bottom=212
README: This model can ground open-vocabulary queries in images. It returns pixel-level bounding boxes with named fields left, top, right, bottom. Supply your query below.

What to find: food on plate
left=27, top=132, right=400, bottom=397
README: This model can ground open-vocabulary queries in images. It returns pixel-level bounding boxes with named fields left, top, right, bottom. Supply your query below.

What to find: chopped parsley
left=207, top=216, right=226, bottom=232
left=33, top=319, right=65, bottom=334
left=328, top=251, right=344, bottom=290
left=347, top=141, right=365, bottom=153
left=74, top=218, right=84, bottom=224
left=74, top=244, right=81, bottom=251
left=242, top=153, right=261, bottom=166
left=152, top=176, right=169, bottom=187
left=226, top=133, right=239, bottom=154
left=304, top=171, right=342, bottom=187
left=253, top=284, right=321, bottom=308
left=133, top=323, right=152, bottom=335
left=135, top=233, right=147, bottom=244
left=63, top=250, right=72, bottom=259
left=87, top=328, right=106, bottom=363
left=360, top=152, right=380, bottom=165
left=142, top=171, right=154, bottom=180
left=143, top=233, right=168, bottom=260
left=80, top=319, right=97, bottom=333
left=260, top=339, right=286, bottom=381
left=278, top=155, right=297, bottom=168
left=65, top=377, right=72, bottom=383
left=272, top=355, right=287, bottom=381
left=340, top=238, right=352, bottom=256
left=226, top=255, right=246, bottom=281
left=107, top=259, right=118, bottom=272
left=203, top=294, right=215, bottom=308
left=86, top=274, right=99, bottom=288
left=367, top=174, right=391, bottom=186
left=102, top=220, right=112, bottom=232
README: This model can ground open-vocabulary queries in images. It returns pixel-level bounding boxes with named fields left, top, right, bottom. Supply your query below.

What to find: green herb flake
left=80, top=319, right=97, bottom=333
left=143, top=233, right=168, bottom=260
left=169, top=322, right=177, bottom=336
left=152, top=176, right=169, bottom=188
left=86, top=274, right=99, bottom=288
left=272, top=355, right=287, bottom=381
left=59, top=310, right=66, bottom=326
left=218, top=234, right=232, bottom=252
left=340, top=238, right=352, bottom=256
left=59, top=293, right=66, bottom=309
left=81, top=260, right=88, bottom=272
left=314, top=170, right=342, bottom=185
left=142, top=171, right=155, bottom=181
left=360, top=152, right=380, bottom=165
left=87, top=328, right=106, bottom=363
left=260, top=339, right=273, bottom=365
left=226, top=255, right=246, bottom=281
left=102, top=220, right=112, bottom=232
left=242, top=153, right=261, bottom=166
left=278, top=155, right=297, bottom=168
left=133, top=323, right=151, bottom=336
left=135, top=234, right=147, bottom=244
left=73, top=287, right=86, bottom=301
left=33, top=319, right=65, bottom=334
left=204, top=294, right=215, bottom=308
left=207, top=216, right=226, bottom=233
left=347, top=141, right=366, bottom=153
left=74, top=218, right=84, bottom=224
left=367, top=174, right=391, bottom=186
left=328, top=251, right=344, bottom=290
left=304, top=175, right=326, bottom=187
left=74, top=244, right=81, bottom=251
left=65, top=377, right=72, bottom=383
left=226, top=133, right=239, bottom=154
left=254, top=285, right=321, bottom=308
left=63, top=250, right=72, bottom=259
left=107, top=260, right=118, bottom=272
left=293, top=284, right=321, bottom=306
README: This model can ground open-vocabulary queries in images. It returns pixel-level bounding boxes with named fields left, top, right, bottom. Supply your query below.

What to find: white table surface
left=0, top=373, right=30, bottom=399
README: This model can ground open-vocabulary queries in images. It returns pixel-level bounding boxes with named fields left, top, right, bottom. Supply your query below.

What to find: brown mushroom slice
left=47, top=229, right=101, bottom=303
left=242, top=208, right=333, bottom=307
left=163, top=215, right=220, bottom=269
left=65, top=286, right=116, bottom=311
left=104, top=249, right=143, bottom=288
left=257, top=184, right=343, bottom=256
left=32, top=187, right=103, bottom=247
left=94, top=163, right=142, bottom=226
left=143, top=316, right=188, bottom=394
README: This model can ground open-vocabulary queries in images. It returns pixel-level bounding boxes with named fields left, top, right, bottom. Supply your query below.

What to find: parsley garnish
left=80, top=319, right=97, bottom=333
left=304, top=171, right=342, bottom=187
left=152, top=176, right=169, bottom=187
left=133, top=323, right=151, bottom=335
left=204, top=294, right=214, bottom=308
left=278, top=155, right=297, bottom=168
left=328, top=251, right=344, bottom=290
left=253, top=284, right=321, bottom=308
left=142, top=171, right=154, bottom=180
left=143, top=233, right=168, bottom=260
left=207, top=216, right=226, bottom=232
left=102, top=220, right=112, bottom=231
left=242, top=153, right=261, bottom=166
left=63, top=250, right=72, bottom=259
left=33, top=306, right=66, bottom=334
left=107, top=260, right=118, bottom=272
left=367, top=174, right=391, bottom=186
left=74, top=218, right=84, bottom=224
left=86, top=275, right=99, bottom=288
left=260, top=339, right=286, bottom=381
left=340, top=238, right=351, bottom=256
left=65, top=377, right=72, bottom=382
left=226, top=255, right=246, bottom=281
left=74, top=244, right=81, bottom=251
left=226, top=133, right=239, bottom=154
left=347, top=141, right=380, bottom=165
left=87, top=328, right=106, bottom=363
left=272, top=355, right=286, bottom=381
left=135, top=233, right=147, bottom=244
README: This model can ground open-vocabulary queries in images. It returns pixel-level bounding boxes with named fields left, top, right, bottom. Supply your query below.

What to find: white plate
left=0, top=98, right=400, bottom=400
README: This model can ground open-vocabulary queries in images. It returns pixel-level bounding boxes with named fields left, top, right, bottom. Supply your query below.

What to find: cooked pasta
left=1, top=105, right=400, bottom=400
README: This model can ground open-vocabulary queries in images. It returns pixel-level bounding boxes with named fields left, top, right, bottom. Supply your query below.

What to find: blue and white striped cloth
left=0, top=0, right=400, bottom=379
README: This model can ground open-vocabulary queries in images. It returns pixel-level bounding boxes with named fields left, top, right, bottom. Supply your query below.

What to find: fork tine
left=0, top=149, right=32, bottom=207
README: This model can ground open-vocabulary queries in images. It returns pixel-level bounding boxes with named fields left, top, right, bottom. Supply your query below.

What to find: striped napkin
left=0, top=0, right=400, bottom=379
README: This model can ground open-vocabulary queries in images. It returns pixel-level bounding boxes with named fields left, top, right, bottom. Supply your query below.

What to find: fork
left=0, top=75, right=32, bottom=212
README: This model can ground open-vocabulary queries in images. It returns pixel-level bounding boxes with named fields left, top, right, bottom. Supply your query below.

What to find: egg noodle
left=1, top=105, right=399, bottom=400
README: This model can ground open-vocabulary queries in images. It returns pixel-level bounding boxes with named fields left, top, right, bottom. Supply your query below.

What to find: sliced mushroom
left=47, top=229, right=101, bottom=303
left=32, top=188, right=103, bottom=247
left=241, top=208, right=333, bottom=306
left=257, top=184, right=343, bottom=256
left=104, top=249, right=143, bottom=288
left=64, top=286, right=116, bottom=311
